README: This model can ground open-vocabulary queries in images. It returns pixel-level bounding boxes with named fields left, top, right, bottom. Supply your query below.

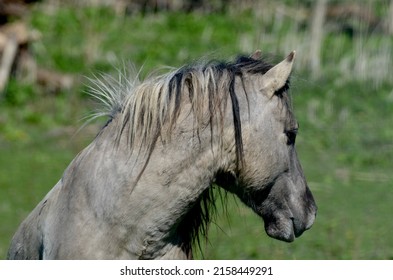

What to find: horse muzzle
left=263, top=206, right=317, bottom=242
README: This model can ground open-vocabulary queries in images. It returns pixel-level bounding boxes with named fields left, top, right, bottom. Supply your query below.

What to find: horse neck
left=97, top=115, right=225, bottom=259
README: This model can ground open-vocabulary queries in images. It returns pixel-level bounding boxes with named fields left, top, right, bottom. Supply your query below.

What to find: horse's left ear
left=250, top=50, right=262, bottom=60
left=262, top=51, right=296, bottom=98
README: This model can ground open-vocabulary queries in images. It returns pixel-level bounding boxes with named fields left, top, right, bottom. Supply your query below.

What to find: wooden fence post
left=0, top=36, right=18, bottom=95
left=387, top=0, right=393, bottom=35
left=309, top=0, right=327, bottom=79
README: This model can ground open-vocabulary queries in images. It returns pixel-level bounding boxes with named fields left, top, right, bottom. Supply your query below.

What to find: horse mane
left=90, top=55, right=275, bottom=164
left=88, top=54, right=291, bottom=257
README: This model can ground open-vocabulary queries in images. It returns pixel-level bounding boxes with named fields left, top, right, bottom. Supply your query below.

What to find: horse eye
left=285, top=129, right=297, bottom=145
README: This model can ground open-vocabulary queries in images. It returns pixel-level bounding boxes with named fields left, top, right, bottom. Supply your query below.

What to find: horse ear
left=250, top=50, right=262, bottom=60
left=263, top=51, right=296, bottom=98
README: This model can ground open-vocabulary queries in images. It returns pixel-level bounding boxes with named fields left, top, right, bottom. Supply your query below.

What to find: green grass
left=0, top=142, right=78, bottom=253
left=0, top=2, right=392, bottom=259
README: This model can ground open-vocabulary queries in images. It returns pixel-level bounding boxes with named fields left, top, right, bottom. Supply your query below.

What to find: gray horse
left=8, top=51, right=317, bottom=259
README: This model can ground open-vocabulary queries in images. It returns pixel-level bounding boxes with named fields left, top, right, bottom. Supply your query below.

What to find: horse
left=7, top=50, right=317, bottom=259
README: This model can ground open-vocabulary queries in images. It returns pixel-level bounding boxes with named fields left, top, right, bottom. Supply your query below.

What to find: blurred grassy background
left=0, top=0, right=392, bottom=259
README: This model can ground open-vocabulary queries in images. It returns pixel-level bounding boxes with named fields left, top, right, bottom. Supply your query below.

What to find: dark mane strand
left=167, top=70, right=184, bottom=131
left=234, top=55, right=274, bottom=75
left=227, top=66, right=244, bottom=171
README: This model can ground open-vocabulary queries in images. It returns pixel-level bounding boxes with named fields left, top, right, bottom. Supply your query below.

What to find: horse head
left=217, top=51, right=317, bottom=242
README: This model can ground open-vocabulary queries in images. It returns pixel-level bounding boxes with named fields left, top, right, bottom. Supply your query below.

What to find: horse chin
left=264, top=218, right=297, bottom=243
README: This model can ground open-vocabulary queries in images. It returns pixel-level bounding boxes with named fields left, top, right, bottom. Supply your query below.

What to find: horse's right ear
left=262, top=51, right=295, bottom=98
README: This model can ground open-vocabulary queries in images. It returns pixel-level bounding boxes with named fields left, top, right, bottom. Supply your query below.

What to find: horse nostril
left=290, top=217, right=307, bottom=238
left=289, top=217, right=298, bottom=234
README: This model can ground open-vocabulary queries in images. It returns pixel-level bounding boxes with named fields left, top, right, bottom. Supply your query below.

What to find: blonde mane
left=89, top=56, right=276, bottom=169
